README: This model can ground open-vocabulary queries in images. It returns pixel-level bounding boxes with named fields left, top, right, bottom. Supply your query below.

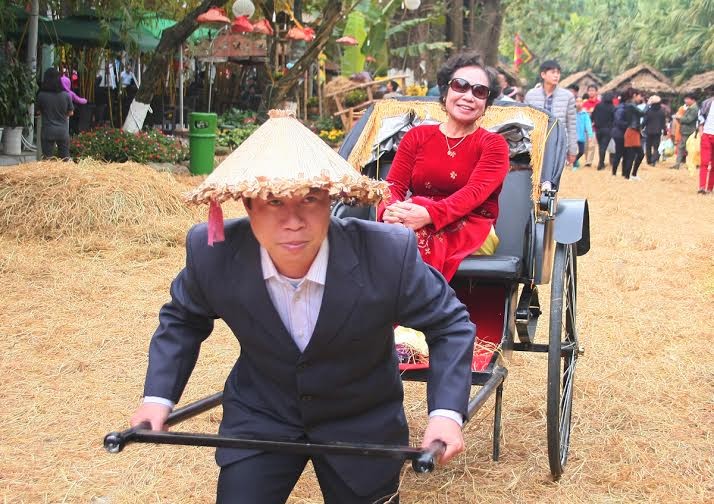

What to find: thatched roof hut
left=678, top=71, right=714, bottom=98
left=599, top=64, right=675, bottom=96
left=559, top=69, right=603, bottom=96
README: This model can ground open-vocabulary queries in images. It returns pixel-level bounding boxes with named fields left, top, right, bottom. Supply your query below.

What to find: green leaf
left=341, top=11, right=368, bottom=77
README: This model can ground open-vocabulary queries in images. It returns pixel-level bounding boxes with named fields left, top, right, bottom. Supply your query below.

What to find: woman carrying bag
left=621, top=88, right=645, bottom=180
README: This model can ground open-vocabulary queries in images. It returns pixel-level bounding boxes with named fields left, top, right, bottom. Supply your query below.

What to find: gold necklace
left=443, top=131, right=469, bottom=158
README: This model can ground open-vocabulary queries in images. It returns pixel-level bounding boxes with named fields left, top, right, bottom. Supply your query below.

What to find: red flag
left=513, top=34, right=533, bottom=72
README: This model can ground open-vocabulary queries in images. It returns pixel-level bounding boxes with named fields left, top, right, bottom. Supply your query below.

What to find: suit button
left=300, top=395, right=313, bottom=401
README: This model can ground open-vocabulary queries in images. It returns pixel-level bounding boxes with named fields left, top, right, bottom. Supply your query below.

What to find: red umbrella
left=197, top=7, right=230, bottom=25
left=252, top=18, right=274, bottom=36
left=231, top=15, right=254, bottom=33
left=336, top=35, right=358, bottom=46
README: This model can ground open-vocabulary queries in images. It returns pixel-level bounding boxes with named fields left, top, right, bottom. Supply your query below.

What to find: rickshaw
left=105, top=98, right=590, bottom=479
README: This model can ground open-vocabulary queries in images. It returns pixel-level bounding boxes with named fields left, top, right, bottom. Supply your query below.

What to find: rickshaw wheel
left=547, top=242, right=578, bottom=479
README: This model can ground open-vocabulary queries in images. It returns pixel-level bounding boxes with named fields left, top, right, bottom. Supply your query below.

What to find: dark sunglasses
left=448, top=78, right=491, bottom=100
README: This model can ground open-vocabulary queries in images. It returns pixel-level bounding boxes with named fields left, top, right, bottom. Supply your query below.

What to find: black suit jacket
left=143, top=217, right=475, bottom=494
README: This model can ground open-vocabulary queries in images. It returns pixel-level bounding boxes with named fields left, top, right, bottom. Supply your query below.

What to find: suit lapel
left=230, top=231, right=301, bottom=354
left=304, top=220, right=363, bottom=355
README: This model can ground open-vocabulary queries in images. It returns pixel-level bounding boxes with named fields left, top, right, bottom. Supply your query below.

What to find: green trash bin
left=189, top=112, right=218, bottom=175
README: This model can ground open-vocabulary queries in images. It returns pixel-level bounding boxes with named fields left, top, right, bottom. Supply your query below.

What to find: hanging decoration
left=286, top=26, right=307, bottom=41
left=302, top=27, right=316, bottom=42
left=197, top=7, right=231, bottom=25
left=252, top=19, right=275, bottom=35
left=231, top=15, right=254, bottom=33
left=232, top=0, right=255, bottom=18
left=336, top=35, right=359, bottom=46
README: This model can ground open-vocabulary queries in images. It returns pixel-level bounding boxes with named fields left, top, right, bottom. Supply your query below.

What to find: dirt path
left=0, top=160, right=712, bottom=502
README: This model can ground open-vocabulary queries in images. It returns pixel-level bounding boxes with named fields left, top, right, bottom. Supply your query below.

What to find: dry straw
left=0, top=159, right=202, bottom=246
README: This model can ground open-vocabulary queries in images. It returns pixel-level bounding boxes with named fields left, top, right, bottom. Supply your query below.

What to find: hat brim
left=183, top=110, right=389, bottom=206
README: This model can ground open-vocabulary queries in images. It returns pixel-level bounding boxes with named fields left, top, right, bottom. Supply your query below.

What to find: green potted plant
left=344, top=89, right=368, bottom=108
left=306, top=96, right=320, bottom=117
left=0, top=58, right=36, bottom=155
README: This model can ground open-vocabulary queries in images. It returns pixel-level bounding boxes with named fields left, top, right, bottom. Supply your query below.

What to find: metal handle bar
left=104, top=393, right=445, bottom=474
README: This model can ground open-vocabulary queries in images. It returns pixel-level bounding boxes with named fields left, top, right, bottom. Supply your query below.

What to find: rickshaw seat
left=454, top=169, right=533, bottom=282
left=456, top=255, right=522, bottom=280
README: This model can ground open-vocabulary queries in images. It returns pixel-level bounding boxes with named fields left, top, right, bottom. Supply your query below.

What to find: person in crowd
left=500, top=86, right=518, bottom=102
left=621, top=88, right=645, bottom=180
left=673, top=94, right=699, bottom=169
left=574, top=96, right=594, bottom=170
left=643, top=95, right=667, bottom=166
left=383, top=79, right=403, bottom=98
left=591, top=92, right=615, bottom=170
left=524, top=60, right=577, bottom=167
left=426, top=82, right=441, bottom=96
left=378, top=51, right=509, bottom=288
left=567, top=84, right=580, bottom=97
left=495, top=72, right=513, bottom=101
left=61, top=74, right=87, bottom=106
left=36, top=67, right=74, bottom=161
left=129, top=111, right=475, bottom=504
left=610, top=97, right=628, bottom=176
left=60, top=71, right=87, bottom=135
left=582, top=84, right=600, bottom=112
left=582, top=84, right=600, bottom=167
left=120, top=65, right=137, bottom=88
left=514, top=88, right=525, bottom=103
left=698, top=95, right=713, bottom=194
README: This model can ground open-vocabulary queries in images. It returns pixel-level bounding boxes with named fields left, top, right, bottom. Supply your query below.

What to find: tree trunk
left=122, top=0, right=224, bottom=132
left=265, top=1, right=344, bottom=109
left=469, top=0, right=502, bottom=66
left=446, top=0, right=464, bottom=54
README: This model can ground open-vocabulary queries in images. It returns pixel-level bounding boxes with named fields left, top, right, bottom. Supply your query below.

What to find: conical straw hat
left=185, top=110, right=389, bottom=206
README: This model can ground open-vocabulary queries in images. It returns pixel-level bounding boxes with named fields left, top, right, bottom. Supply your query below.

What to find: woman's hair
left=436, top=52, right=500, bottom=107
left=601, top=92, right=614, bottom=104
left=621, top=88, right=641, bottom=102
left=40, top=68, right=63, bottom=93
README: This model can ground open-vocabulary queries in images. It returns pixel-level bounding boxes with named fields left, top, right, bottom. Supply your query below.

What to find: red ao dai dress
left=378, top=124, right=509, bottom=281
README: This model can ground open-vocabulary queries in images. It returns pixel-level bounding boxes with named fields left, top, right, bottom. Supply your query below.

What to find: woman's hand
left=382, top=203, right=404, bottom=225
left=386, top=200, right=432, bottom=230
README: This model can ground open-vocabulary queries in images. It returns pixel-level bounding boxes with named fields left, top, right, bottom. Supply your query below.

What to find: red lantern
left=231, top=15, right=254, bottom=33
left=197, top=7, right=231, bottom=25
left=336, top=35, right=358, bottom=46
left=252, top=19, right=274, bottom=35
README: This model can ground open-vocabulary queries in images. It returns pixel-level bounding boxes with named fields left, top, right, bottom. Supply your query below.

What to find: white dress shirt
left=145, top=238, right=462, bottom=426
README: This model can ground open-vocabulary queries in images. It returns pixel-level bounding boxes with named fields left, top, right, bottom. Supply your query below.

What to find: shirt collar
left=260, top=238, right=329, bottom=286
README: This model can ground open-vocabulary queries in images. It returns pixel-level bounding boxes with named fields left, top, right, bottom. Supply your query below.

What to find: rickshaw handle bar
left=104, top=392, right=223, bottom=453
left=103, top=393, right=445, bottom=474
left=466, top=367, right=507, bottom=420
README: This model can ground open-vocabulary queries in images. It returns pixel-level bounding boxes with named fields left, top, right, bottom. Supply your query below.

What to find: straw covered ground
left=0, top=158, right=712, bottom=503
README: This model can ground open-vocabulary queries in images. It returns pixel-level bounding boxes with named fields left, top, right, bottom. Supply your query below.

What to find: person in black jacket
left=610, top=100, right=628, bottom=176
left=643, top=95, right=667, bottom=166
left=36, top=67, right=74, bottom=160
left=591, top=92, right=616, bottom=170
left=621, top=88, right=645, bottom=180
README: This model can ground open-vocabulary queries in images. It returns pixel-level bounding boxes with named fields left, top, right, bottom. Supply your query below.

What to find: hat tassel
left=208, top=200, right=225, bottom=246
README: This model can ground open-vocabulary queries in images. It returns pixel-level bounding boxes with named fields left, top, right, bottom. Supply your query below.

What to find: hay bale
left=0, top=159, right=202, bottom=245
left=324, top=76, right=357, bottom=117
